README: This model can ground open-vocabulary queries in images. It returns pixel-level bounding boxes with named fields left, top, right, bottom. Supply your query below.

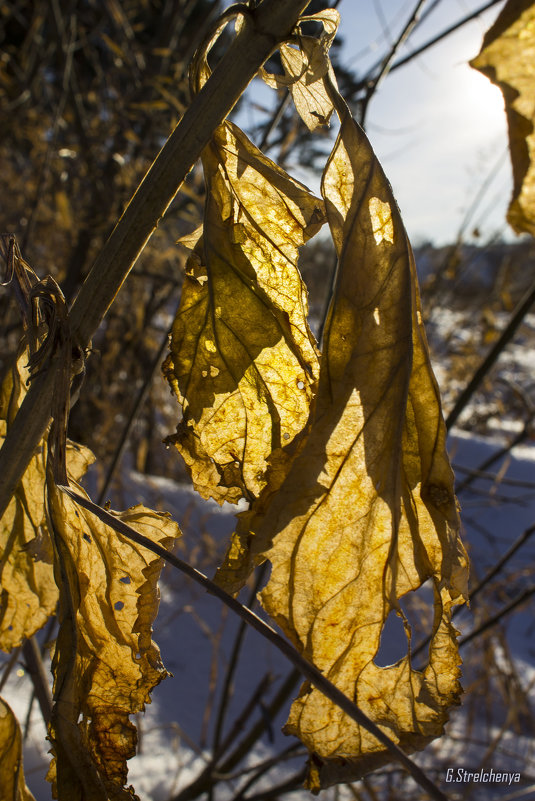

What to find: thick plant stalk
left=0, top=0, right=312, bottom=520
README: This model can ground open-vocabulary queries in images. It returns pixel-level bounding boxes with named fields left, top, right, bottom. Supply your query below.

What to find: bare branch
left=446, top=278, right=535, bottom=429
left=60, top=485, right=451, bottom=801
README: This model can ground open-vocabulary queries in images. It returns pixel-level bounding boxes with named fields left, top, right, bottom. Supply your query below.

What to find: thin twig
left=455, top=425, right=531, bottom=495
left=426, top=151, right=509, bottom=301
left=216, top=673, right=274, bottom=765
left=446, top=277, right=535, bottom=430
left=467, top=523, right=535, bottom=607
left=230, top=743, right=304, bottom=801
left=21, top=636, right=52, bottom=726
left=411, top=523, right=535, bottom=661
left=387, top=0, right=503, bottom=75
left=183, top=673, right=276, bottom=801
left=150, top=666, right=320, bottom=799
left=459, top=585, right=535, bottom=648
left=352, top=0, right=503, bottom=94
left=257, top=94, right=290, bottom=151
left=23, top=615, right=57, bottom=739
left=97, top=324, right=175, bottom=505
left=359, top=0, right=427, bottom=126
left=215, top=743, right=306, bottom=783
left=235, top=767, right=307, bottom=801
left=0, top=646, right=22, bottom=694
left=212, top=564, right=268, bottom=756
left=455, top=148, right=508, bottom=245
left=213, top=669, right=301, bottom=783
left=453, top=463, right=535, bottom=491
left=61, top=485, right=451, bottom=801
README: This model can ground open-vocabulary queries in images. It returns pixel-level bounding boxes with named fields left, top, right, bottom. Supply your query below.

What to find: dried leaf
left=217, top=88, right=469, bottom=788
left=47, top=480, right=180, bottom=800
left=0, top=697, right=36, bottom=801
left=261, top=10, right=340, bottom=130
left=471, top=0, right=535, bottom=236
left=0, top=353, right=93, bottom=652
left=163, top=121, right=323, bottom=504
left=177, top=224, right=203, bottom=250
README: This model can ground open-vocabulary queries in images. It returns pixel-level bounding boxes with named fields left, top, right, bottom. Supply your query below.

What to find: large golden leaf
left=0, top=353, right=93, bottom=652
left=217, top=85, right=468, bottom=787
left=163, top=121, right=323, bottom=504
left=46, top=481, right=180, bottom=800
left=0, top=697, right=36, bottom=801
left=471, top=0, right=535, bottom=236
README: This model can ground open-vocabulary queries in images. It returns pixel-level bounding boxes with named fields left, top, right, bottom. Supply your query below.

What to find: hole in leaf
left=83, top=533, right=91, bottom=543
left=119, top=576, right=131, bottom=584
left=114, top=601, right=124, bottom=611
left=402, top=580, right=435, bottom=668
left=300, top=20, right=323, bottom=38
left=374, top=609, right=407, bottom=667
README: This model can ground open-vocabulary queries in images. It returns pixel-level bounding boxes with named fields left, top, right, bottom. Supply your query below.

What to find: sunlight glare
left=458, top=66, right=506, bottom=132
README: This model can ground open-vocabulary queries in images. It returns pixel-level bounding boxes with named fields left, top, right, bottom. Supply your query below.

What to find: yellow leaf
left=0, top=697, right=36, bottom=801
left=177, top=224, right=203, bottom=250
left=163, top=121, right=324, bottom=503
left=0, top=354, right=94, bottom=652
left=46, top=481, right=180, bottom=800
left=261, top=10, right=340, bottom=131
left=471, top=0, right=535, bottom=236
left=217, top=89, right=469, bottom=787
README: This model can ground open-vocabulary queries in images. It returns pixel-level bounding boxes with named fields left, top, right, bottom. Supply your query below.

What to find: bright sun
left=459, top=66, right=506, bottom=131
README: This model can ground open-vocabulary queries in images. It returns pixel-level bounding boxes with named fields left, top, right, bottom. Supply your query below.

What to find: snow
left=3, top=389, right=534, bottom=801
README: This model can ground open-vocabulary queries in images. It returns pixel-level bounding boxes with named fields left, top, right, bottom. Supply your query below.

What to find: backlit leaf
left=0, top=353, right=94, bottom=652
left=163, top=121, right=323, bottom=504
left=261, top=10, right=340, bottom=131
left=216, top=84, right=469, bottom=787
left=0, top=697, right=36, bottom=801
left=471, top=0, right=535, bottom=236
left=46, top=480, right=180, bottom=800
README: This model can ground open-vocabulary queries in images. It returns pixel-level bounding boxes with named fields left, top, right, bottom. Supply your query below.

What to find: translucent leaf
left=163, top=121, right=323, bottom=504
left=46, top=481, right=180, bottom=800
left=0, top=697, right=36, bottom=801
left=261, top=10, right=340, bottom=130
left=177, top=224, right=203, bottom=250
left=471, top=0, right=535, bottom=236
left=0, top=354, right=94, bottom=652
left=217, top=91, right=469, bottom=788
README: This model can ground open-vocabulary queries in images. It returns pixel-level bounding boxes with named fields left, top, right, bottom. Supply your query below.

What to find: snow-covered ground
left=6, top=421, right=533, bottom=801
left=3, top=296, right=534, bottom=801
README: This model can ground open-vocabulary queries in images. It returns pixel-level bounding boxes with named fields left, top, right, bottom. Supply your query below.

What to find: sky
left=339, top=0, right=510, bottom=246
left=233, top=0, right=513, bottom=247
